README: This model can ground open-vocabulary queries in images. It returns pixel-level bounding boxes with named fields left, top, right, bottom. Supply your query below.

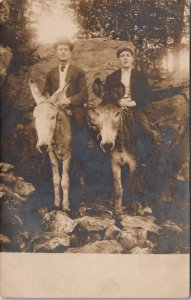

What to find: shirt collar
left=121, top=67, right=132, bottom=73
left=59, top=63, right=70, bottom=72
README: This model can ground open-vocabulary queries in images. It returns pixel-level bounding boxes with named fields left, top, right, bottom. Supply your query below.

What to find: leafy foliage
left=70, top=0, right=188, bottom=75
left=1, top=0, right=38, bottom=69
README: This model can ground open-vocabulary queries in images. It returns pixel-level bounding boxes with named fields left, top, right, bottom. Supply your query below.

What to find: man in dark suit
left=105, top=47, right=159, bottom=163
left=43, top=37, right=89, bottom=186
left=43, top=37, right=88, bottom=129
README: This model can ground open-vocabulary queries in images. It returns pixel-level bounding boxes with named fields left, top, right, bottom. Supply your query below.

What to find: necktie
left=60, top=66, right=65, bottom=72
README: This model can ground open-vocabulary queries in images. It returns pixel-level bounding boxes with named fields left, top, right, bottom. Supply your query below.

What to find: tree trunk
left=165, top=52, right=169, bottom=70
left=172, top=0, right=185, bottom=72
left=173, top=47, right=181, bottom=72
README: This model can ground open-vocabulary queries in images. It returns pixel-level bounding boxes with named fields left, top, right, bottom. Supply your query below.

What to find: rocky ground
left=0, top=157, right=189, bottom=253
left=0, top=38, right=189, bottom=253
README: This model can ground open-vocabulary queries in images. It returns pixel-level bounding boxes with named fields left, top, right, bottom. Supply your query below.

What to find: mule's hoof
left=62, top=207, right=71, bottom=214
left=80, top=176, right=85, bottom=186
left=114, top=208, right=123, bottom=220
left=114, top=211, right=123, bottom=228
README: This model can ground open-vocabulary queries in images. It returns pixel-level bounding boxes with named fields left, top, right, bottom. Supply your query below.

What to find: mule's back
left=115, top=109, right=136, bottom=154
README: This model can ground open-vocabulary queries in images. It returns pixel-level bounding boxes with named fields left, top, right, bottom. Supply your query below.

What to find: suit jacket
left=105, top=68, right=153, bottom=112
left=43, top=64, right=88, bottom=128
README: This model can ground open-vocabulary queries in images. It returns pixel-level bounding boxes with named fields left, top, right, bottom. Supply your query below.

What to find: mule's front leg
left=61, top=153, right=71, bottom=212
left=49, top=151, right=61, bottom=208
left=111, top=160, right=123, bottom=215
left=128, top=156, right=137, bottom=192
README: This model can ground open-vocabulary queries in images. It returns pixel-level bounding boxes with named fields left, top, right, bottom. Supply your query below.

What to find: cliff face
left=0, top=0, right=9, bottom=24
left=0, top=46, right=13, bottom=87
left=0, top=0, right=12, bottom=87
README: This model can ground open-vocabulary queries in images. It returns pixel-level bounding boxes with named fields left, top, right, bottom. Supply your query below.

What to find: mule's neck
left=53, top=110, right=72, bottom=158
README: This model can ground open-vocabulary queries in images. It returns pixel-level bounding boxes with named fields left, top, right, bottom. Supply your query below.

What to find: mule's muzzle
left=37, top=143, right=49, bottom=153
left=101, top=142, right=114, bottom=152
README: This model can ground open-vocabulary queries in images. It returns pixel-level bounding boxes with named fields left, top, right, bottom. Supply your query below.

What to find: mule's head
left=29, top=79, right=68, bottom=153
left=89, top=78, right=125, bottom=152
left=33, top=102, right=57, bottom=153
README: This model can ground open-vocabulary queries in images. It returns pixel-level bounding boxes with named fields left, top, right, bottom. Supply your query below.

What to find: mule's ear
left=111, top=83, right=126, bottom=100
left=50, top=81, right=70, bottom=104
left=49, top=87, right=63, bottom=103
left=29, top=79, right=47, bottom=105
left=92, top=78, right=104, bottom=99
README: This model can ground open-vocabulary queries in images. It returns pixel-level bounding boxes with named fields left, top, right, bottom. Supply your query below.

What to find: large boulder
left=0, top=0, right=9, bottom=24
left=104, top=225, right=121, bottom=240
left=162, top=220, right=183, bottom=234
left=77, top=216, right=115, bottom=232
left=16, top=231, right=71, bottom=252
left=147, top=94, right=188, bottom=130
left=0, top=46, right=13, bottom=87
left=71, top=230, right=103, bottom=248
left=66, top=240, right=123, bottom=253
left=0, top=162, right=35, bottom=251
left=42, top=210, right=77, bottom=233
left=79, top=202, right=113, bottom=218
left=152, top=65, right=189, bottom=103
left=153, top=67, right=189, bottom=91
left=120, top=215, right=161, bottom=234
left=0, top=162, right=35, bottom=208
left=0, top=233, right=11, bottom=244
left=32, top=232, right=70, bottom=252
left=118, top=228, right=147, bottom=251
left=131, top=246, right=152, bottom=254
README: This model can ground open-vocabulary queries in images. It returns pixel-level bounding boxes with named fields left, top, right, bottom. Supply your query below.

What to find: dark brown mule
left=88, top=78, right=137, bottom=215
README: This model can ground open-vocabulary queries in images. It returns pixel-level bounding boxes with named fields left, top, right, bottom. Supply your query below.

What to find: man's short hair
left=117, top=47, right=134, bottom=58
left=54, top=37, right=74, bottom=51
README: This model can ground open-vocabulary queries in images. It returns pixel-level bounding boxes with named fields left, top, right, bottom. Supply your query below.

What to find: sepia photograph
left=0, top=0, right=190, bottom=297
left=0, top=0, right=189, bottom=255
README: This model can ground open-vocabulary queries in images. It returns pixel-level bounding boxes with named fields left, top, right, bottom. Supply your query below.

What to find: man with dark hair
left=105, top=47, right=159, bottom=163
left=43, top=37, right=89, bottom=186
left=43, top=37, right=88, bottom=129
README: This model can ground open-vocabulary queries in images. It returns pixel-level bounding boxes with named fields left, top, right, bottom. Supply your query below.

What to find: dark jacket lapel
left=65, top=64, right=74, bottom=83
left=65, top=64, right=75, bottom=97
left=52, top=67, right=59, bottom=92
left=130, top=68, right=136, bottom=100
left=114, top=69, right=122, bottom=85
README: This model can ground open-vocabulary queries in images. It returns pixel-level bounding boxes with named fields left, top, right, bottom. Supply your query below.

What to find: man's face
left=56, top=44, right=72, bottom=62
left=118, top=51, right=134, bottom=69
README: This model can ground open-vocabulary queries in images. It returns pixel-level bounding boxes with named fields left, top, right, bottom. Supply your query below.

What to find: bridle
left=88, top=104, right=136, bottom=150
left=33, top=100, right=71, bottom=161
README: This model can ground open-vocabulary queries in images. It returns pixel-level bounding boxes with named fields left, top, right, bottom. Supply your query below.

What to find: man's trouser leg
left=71, top=116, right=90, bottom=182
left=134, top=112, right=154, bottom=140
left=134, top=112, right=155, bottom=164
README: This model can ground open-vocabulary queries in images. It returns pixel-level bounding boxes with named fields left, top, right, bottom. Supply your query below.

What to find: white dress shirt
left=59, top=63, right=70, bottom=89
left=121, top=68, right=132, bottom=102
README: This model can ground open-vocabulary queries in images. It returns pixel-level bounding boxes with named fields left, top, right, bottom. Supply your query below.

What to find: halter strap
left=34, top=100, right=69, bottom=113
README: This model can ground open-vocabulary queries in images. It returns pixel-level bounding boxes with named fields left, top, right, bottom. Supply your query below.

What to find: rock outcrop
left=0, top=162, right=35, bottom=250
left=0, top=0, right=12, bottom=87
left=66, top=240, right=123, bottom=254
left=0, top=46, right=13, bottom=87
